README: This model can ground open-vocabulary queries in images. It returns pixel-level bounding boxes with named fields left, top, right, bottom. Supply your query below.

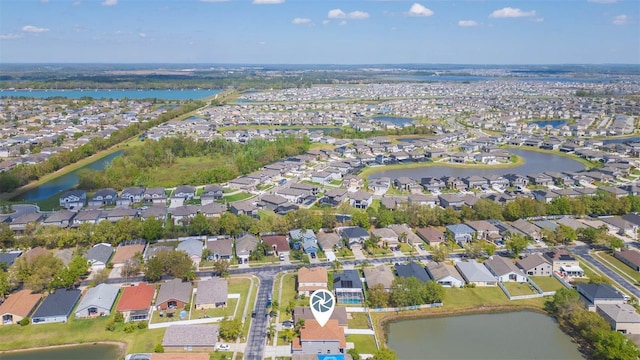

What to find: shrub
left=154, top=344, right=164, bottom=353
left=113, top=311, right=124, bottom=323
left=137, top=321, right=148, bottom=329
left=19, top=317, right=30, bottom=326
left=123, top=323, right=136, bottom=333
left=105, top=320, right=116, bottom=331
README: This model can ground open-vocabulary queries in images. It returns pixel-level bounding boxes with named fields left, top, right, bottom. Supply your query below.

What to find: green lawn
left=151, top=307, right=190, bottom=324
left=530, top=276, right=565, bottom=292
left=398, top=243, right=415, bottom=255
left=0, top=316, right=164, bottom=353
left=239, top=276, right=258, bottom=339
left=503, top=282, right=538, bottom=297
left=192, top=298, right=238, bottom=319
left=336, top=248, right=355, bottom=259
left=444, top=287, right=545, bottom=310
left=347, top=313, right=371, bottom=329
left=594, top=252, right=640, bottom=285
left=222, top=192, right=253, bottom=203
left=210, top=351, right=234, bottom=360
left=346, top=334, right=378, bottom=354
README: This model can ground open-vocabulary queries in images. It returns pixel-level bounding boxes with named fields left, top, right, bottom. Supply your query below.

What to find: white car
left=216, top=344, right=231, bottom=351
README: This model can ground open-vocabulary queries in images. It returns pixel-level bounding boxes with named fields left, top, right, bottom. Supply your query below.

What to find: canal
left=386, top=311, right=583, bottom=360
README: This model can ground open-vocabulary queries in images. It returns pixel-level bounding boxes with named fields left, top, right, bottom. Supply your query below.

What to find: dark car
left=251, top=311, right=256, bottom=318
left=310, top=253, right=316, bottom=259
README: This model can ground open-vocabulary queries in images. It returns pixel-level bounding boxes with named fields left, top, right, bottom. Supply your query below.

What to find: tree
left=91, top=268, right=110, bottom=286
left=607, top=236, right=625, bottom=251
left=219, top=317, right=243, bottom=341
left=464, top=242, right=483, bottom=259
left=424, top=280, right=445, bottom=304
left=367, top=283, right=390, bottom=308
left=594, top=330, right=640, bottom=360
left=431, top=244, right=449, bottom=262
left=142, top=218, right=164, bottom=241
left=12, top=253, right=64, bottom=293
left=351, top=210, right=370, bottom=229
left=372, top=348, right=399, bottom=360
left=188, top=213, right=211, bottom=235
left=212, top=259, right=230, bottom=277
left=482, top=242, right=497, bottom=256
left=505, top=233, right=530, bottom=258
left=569, top=308, right=610, bottom=342
left=0, top=271, right=10, bottom=298
left=546, top=288, right=583, bottom=322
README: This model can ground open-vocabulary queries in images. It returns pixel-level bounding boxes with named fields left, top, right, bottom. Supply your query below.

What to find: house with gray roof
left=576, top=283, right=627, bottom=311
left=143, top=187, right=167, bottom=205
left=195, top=278, right=228, bottom=309
left=338, top=226, right=369, bottom=249
left=43, top=209, right=76, bottom=228
left=32, top=289, right=81, bottom=324
left=201, top=184, right=224, bottom=204
left=455, top=261, right=497, bottom=286
left=293, top=306, right=348, bottom=328
left=235, top=233, right=259, bottom=264
left=516, top=253, right=552, bottom=276
left=88, top=188, right=118, bottom=207
left=597, top=303, right=640, bottom=334
left=177, top=238, right=203, bottom=264
left=395, top=261, right=430, bottom=283
left=206, top=237, right=234, bottom=261
left=117, top=187, right=145, bottom=207
left=333, top=270, right=364, bottom=305
left=59, top=189, right=86, bottom=210
left=614, top=248, right=640, bottom=272
left=72, top=209, right=102, bottom=227
left=140, top=206, right=167, bottom=221
left=174, top=185, right=196, bottom=200
left=363, top=264, right=395, bottom=291
left=85, top=243, right=114, bottom=271
left=317, top=232, right=341, bottom=250
left=162, top=324, right=220, bottom=351
left=9, top=213, right=44, bottom=231
left=387, top=224, right=421, bottom=245
left=426, top=262, right=465, bottom=287
left=75, top=284, right=120, bottom=318
left=199, top=203, right=226, bottom=218
left=156, top=278, right=192, bottom=311
left=484, top=256, right=527, bottom=283
left=370, top=228, right=399, bottom=248
left=445, top=224, right=475, bottom=246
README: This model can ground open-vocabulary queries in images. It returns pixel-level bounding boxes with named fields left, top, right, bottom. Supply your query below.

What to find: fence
left=370, top=303, right=443, bottom=313
left=552, top=271, right=573, bottom=289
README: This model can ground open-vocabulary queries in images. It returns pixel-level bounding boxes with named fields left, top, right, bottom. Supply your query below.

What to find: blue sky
left=0, top=0, right=638, bottom=64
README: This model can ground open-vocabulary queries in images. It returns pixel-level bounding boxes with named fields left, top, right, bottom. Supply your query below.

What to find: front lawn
left=503, top=282, right=538, bottom=297
left=530, top=276, right=565, bottom=292
left=398, top=243, right=415, bottom=255
left=346, top=334, right=378, bottom=354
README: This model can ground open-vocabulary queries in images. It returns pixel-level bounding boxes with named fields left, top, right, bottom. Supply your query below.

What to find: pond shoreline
left=0, top=341, right=127, bottom=356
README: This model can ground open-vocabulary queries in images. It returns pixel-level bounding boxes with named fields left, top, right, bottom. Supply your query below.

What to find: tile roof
left=298, top=267, right=328, bottom=284
left=116, top=282, right=155, bottom=312
left=299, top=319, right=346, bottom=348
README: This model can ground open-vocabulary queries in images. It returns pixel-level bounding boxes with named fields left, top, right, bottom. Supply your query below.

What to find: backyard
left=503, top=282, right=538, bottom=297
left=530, top=276, right=566, bottom=292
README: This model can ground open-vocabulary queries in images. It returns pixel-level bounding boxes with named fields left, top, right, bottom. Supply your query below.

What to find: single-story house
left=544, top=250, right=580, bottom=273
left=161, top=324, right=220, bottom=352
left=416, top=227, right=445, bottom=247
left=32, top=289, right=82, bottom=324
left=235, top=233, right=259, bottom=264
left=115, top=282, right=155, bottom=322
left=370, top=228, right=399, bottom=248
left=293, top=306, right=348, bottom=328
left=456, top=261, right=497, bottom=287
left=363, top=264, right=395, bottom=291
left=297, top=267, right=328, bottom=297
left=206, top=238, right=234, bottom=261
left=445, top=224, right=475, bottom=246
left=614, top=248, right=640, bottom=272
left=156, top=279, right=193, bottom=311
left=261, top=234, right=290, bottom=256
left=111, top=241, right=147, bottom=265
left=176, top=238, right=203, bottom=264
left=195, top=278, right=228, bottom=309
left=395, top=261, right=430, bottom=283
left=597, top=303, right=640, bottom=334
left=516, top=253, right=553, bottom=277
left=425, top=262, right=465, bottom=288
left=75, top=284, right=120, bottom=318
left=576, top=283, right=627, bottom=311
left=484, top=256, right=528, bottom=283
left=317, top=232, right=342, bottom=250
left=0, top=290, right=41, bottom=325
left=85, top=243, right=114, bottom=271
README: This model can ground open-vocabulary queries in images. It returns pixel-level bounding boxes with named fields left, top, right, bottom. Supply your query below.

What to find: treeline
left=547, top=288, right=640, bottom=360
left=0, top=101, right=204, bottom=193
left=77, top=135, right=310, bottom=189
left=367, top=277, right=444, bottom=308
left=329, top=125, right=435, bottom=139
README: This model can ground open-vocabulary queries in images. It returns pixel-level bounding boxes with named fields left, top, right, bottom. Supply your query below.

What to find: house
left=0, top=290, right=41, bottom=325
left=156, top=278, right=192, bottom=311
left=235, top=233, right=259, bottom=264
left=162, top=324, right=219, bottom=352
left=230, top=201, right=259, bottom=218
left=465, top=220, right=501, bottom=241
left=576, top=283, right=626, bottom=311
left=169, top=205, right=198, bottom=226
left=261, top=234, right=290, bottom=256
left=200, top=184, right=224, bottom=204
left=0, top=251, right=22, bottom=267
left=395, top=261, right=430, bottom=283
left=59, top=189, right=86, bottom=210
left=206, top=238, right=234, bottom=261
left=103, top=208, right=139, bottom=223
left=261, top=195, right=290, bottom=211
left=176, top=238, right=203, bottom=264
left=75, top=284, right=120, bottom=318
left=425, top=262, right=465, bottom=287
left=115, top=282, right=155, bottom=322
left=88, top=188, right=118, bottom=207
left=614, top=248, right=640, bottom=272
left=321, top=188, right=348, bottom=206
left=291, top=319, right=346, bottom=355
left=446, top=224, right=475, bottom=246
left=338, top=226, right=369, bottom=249
left=348, top=190, right=373, bottom=209
left=298, top=267, right=328, bottom=296
left=333, top=270, right=364, bottom=305
left=516, top=253, right=553, bottom=276
left=484, top=256, right=528, bottom=283
left=600, top=217, right=638, bottom=239
left=72, top=209, right=102, bottom=227
left=32, top=289, right=81, bottom=324
left=140, top=206, right=167, bottom=221
left=370, top=228, right=399, bottom=248
left=199, top=203, right=226, bottom=218
left=42, top=209, right=76, bottom=228
left=363, top=264, right=395, bottom=291
left=438, top=194, right=466, bottom=210
left=117, top=187, right=145, bottom=206
left=416, top=227, right=445, bottom=247
left=195, top=278, right=228, bottom=309
left=387, top=224, right=421, bottom=245
left=597, top=303, right=640, bottom=334
left=85, top=243, right=114, bottom=271
left=293, top=306, right=348, bottom=328
left=511, top=219, right=541, bottom=242
left=455, top=261, right=497, bottom=286
left=174, top=185, right=196, bottom=200
left=9, top=213, right=44, bottom=231
left=143, top=187, right=167, bottom=205
left=317, top=232, right=341, bottom=250
left=111, top=240, right=146, bottom=265
left=543, top=250, right=580, bottom=273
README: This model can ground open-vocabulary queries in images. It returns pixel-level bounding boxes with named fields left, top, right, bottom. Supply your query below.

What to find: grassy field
left=347, top=313, right=371, bottom=329
left=240, top=276, right=258, bottom=339
left=530, top=276, right=566, bottom=292
left=593, top=251, right=640, bottom=285
left=444, top=287, right=545, bottom=310
left=0, top=316, right=164, bottom=353
left=197, top=298, right=239, bottom=319
left=346, top=334, right=378, bottom=354
left=222, top=192, right=254, bottom=203
left=503, top=282, right=538, bottom=297
left=280, top=273, right=307, bottom=308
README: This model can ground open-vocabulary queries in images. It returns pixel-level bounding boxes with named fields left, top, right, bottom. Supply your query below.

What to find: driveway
left=351, top=247, right=367, bottom=260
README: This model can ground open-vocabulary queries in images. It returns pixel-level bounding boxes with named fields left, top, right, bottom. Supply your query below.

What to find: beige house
left=297, top=267, right=328, bottom=297
left=597, top=303, right=640, bottom=334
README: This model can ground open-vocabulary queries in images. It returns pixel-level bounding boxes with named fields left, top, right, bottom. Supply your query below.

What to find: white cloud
left=72, top=1, right=82, bottom=6
left=458, top=20, right=478, bottom=27
left=292, top=18, right=311, bottom=25
left=101, top=0, right=117, bottom=6
left=408, top=3, right=434, bottom=17
left=22, top=25, right=50, bottom=33
left=252, top=0, right=284, bottom=4
left=489, top=7, right=536, bottom=18
left=339, top=20, right=347, bottom=26
left=258, top=41, right=266, bottom=45
left=588, top=0, right=618, bottom=3
left=322, top=20, right=330, bottom=25
left=327, top=9, right=369, bottom=20
left=139, top=32, right=147, bottom=38
left=612, top=14, right=628, bottom=25
left=0, top=33, right=23, bottom=40
left=534, top=17, right=544, bottom=22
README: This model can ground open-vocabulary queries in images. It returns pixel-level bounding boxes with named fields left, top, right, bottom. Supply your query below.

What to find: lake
left=386, top=311, right=583, bottom=360
left=0, top=89, right=220, bottom=100
left=14, top=150, right=123, bottom=202
left=0, top=343, right=123, bottom=360
left=529, top=120, right=567, bottom=129
left=373, top=116, right=414, bottom=126
left=368, top=149, right=585, bottom=180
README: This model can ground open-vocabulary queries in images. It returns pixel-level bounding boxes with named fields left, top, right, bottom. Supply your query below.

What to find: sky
left=0, top=0, right=639, bottom=64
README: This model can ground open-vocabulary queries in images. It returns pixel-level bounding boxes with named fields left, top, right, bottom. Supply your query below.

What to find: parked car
left=282, top=320, right=294, bottom=329
left=216, top=344, right=230, bottom=351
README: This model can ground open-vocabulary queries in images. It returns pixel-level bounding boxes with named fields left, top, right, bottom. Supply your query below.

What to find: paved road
left=572, top=247, right=640, bottom=300
left=245, top=271, right=276, bottom=360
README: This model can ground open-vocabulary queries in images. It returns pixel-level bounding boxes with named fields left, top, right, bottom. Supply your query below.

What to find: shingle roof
left=206, top=238, right=233, bottom=256
left=85, top=243, right=114, bottom=264
left=516, top=253, right=551, bottom=271
left=176, top=239, right=203, bottom=258
left=395, top=261, right=430, bottom=283
left=298, top=267, right=328, bottom=284
left=363, top=265, right=395, bottom=289
left=32, top=289, right=81, bottom=318
left=75, top=284, right=120, bottom=314
left=162, top=324, right=219, bottom=347
left=0, top=289, right=41, bottom=318
left=156, top=279, right=192, bottom=305
left=426, top=262, right=464, bottom=283
left=484, top=256, right=522, bottom=277
left=195, top=278, right=228, bottom=307
left=293, top=306, right=348, bottom=327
